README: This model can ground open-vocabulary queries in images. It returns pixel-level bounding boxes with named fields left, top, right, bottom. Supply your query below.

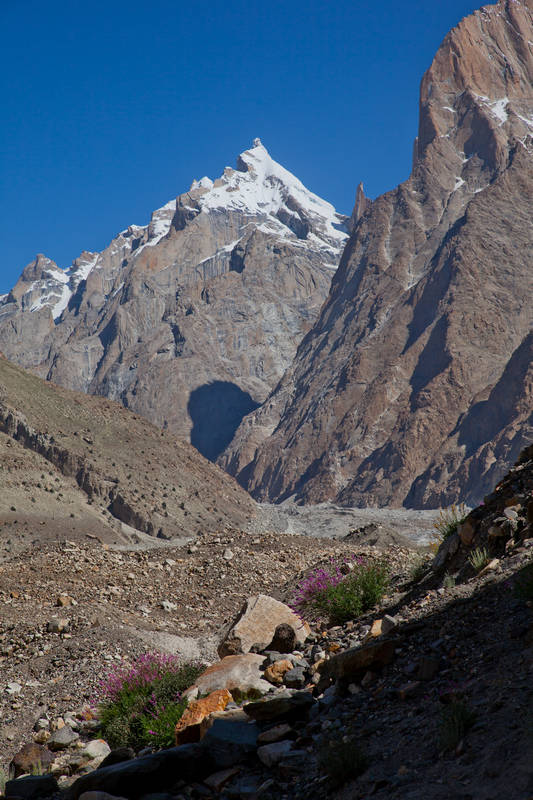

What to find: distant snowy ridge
left=1, top=139, right=347, bottom=321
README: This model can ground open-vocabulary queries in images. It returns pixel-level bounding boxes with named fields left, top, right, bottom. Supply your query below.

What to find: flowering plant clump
left=291, top=559, right=347, bottom=616
left=292, top=556, right=389, bottom=625
left=97, top=652, right=204, bottom=750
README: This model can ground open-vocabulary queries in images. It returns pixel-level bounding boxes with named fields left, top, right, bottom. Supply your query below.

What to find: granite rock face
left=224, top=0, right=533, bottom=508
left=0, top=141, right=347, bottom=461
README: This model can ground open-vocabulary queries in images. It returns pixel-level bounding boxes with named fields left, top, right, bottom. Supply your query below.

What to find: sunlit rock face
left=224, top=0, right=533, bottom=508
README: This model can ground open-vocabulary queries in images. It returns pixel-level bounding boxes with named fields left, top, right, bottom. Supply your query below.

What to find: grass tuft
left=468, top=546, right=489, bottom=572
left=318, top=737, right=368, bottom=789
left=439, top=700, right=476, bottom=751
left=431, top=504, right=469, bottom=552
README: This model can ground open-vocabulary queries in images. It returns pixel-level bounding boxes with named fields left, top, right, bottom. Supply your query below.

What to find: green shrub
left=293, top=558, right=389, bottom=625
left=97, top=653, right=204, bottom=750
left=439, top=701, right=476, bottom=751
left=318, top=737, right=368, bottom=789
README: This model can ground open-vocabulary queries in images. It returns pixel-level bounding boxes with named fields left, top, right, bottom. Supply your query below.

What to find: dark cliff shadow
left=188, top=381, right=260, bottom=462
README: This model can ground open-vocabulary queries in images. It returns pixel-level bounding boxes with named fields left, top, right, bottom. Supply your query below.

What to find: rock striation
left=223, top=0, right=533, bottom=508
left=0, top=355, right=256, bottom=542
left=0, top=140, right=348, bottom=461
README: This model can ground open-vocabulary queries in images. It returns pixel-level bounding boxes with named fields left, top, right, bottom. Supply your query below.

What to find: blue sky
left=1, top=0, right=481, bottom=293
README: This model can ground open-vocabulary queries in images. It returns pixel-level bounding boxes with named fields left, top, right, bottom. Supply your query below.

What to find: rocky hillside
left=0, top=141, right=348, bottom=461
left=2, top=446, right=533, bottom=799
left=222, top=0, right=533, bottom=508
left=0, top=354, right=256, bottom=547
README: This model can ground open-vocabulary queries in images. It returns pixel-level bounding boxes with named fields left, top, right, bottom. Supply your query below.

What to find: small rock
left=56, top=594, right=73, bottom=607
left=6, top=681, right=22, bottom=695
left=83, top=740, right=111, bottom=760
left=160, top=600, right=177, bottom=612
left=48, top=725, right=80, bottom=751
left=223, top=549, right=234, bottom=561
left=381, top=615, right=397, bottom=634
left=397, top=681, right=421, bottom=700
left=203, top=767, right=241, bottom=793
left=47, top=617, right=70, bottom=634
left=33, top=730, right=51, bottom=744
left=263, top=659, right=293, bottom=686
left=257, top=740, right=293, bottom=767
left=267, top=623, right=296, bottom=654
left=257, top=723, right=293, bottom=744
left=283, top=667, right=306, bottom=689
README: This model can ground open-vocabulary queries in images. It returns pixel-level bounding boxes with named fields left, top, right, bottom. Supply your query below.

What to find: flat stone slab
left=187, top=654, right=271, bottom=697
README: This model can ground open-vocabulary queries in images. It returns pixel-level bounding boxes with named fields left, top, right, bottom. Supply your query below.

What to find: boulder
left=323, top=639, right=395, bottom=681
left=243, top=690, right=315, bottom=721
left=218, top=595, right=309, bottom=658
left=186, top=654, right=271, bottom=698
left=432, top=533, right=460, bottom=570
left=9, top=743, right=55, bottom=779
left=5, top=775, right=58, bottom=800
left=97, top=748, right=135, bottom=770
left=458, top=519, right=476, bottom=546
left=256, top=723, right=293, bottom=744
left=200, top=718, right=259, bottom=768
left=257, top=740, right=293, bottom=767
left=67, top=745, right=214, bottom=800
left=175, top=689, right=232, bottom=745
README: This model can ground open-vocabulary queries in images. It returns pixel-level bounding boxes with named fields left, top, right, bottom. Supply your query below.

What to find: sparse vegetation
left=318, top=736, right=368, bottom=789
left=97, top=652, right=204, bottom=750
left=410, top=554, right=431, bottom=582
left=431, top=503, right=469, bottom=551
left=443, top=573, right=456, bottom=589
left=468, top=546, right=489, bottom=572
left=292, top=558, right=389, bottom=624
left=439, top=700, right=476, bottom=751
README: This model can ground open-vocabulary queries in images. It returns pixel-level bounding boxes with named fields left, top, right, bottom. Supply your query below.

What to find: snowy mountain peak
left=187, top=139, right=348, bottom=249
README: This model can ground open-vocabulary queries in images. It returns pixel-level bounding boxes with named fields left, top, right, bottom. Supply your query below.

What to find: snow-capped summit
left=187, top=139, right=347, bottom=251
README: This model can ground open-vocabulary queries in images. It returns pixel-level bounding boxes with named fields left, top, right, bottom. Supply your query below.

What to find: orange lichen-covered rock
left=263, top=659, right=293, bottom=686
left=175, top=689, right=232, bottom=745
